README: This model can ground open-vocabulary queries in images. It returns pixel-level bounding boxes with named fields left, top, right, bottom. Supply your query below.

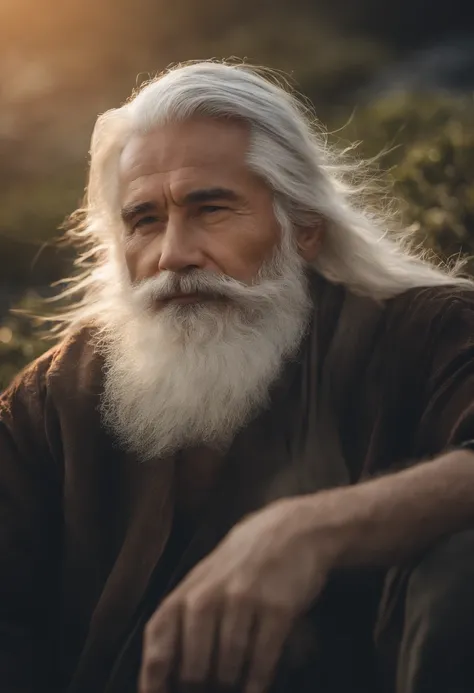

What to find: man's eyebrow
left=182, top=187, right=242, bottom=205
left=120, top=201, right=158, bottom=224
left=120, top=188, right=241, bottom=224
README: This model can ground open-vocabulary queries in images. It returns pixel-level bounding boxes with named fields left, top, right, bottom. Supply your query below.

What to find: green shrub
left=340, top=93, right=474, bottom=267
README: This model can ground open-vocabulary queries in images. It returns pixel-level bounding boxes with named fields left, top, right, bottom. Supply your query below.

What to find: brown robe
left=1, top=274, right=474, bottom=692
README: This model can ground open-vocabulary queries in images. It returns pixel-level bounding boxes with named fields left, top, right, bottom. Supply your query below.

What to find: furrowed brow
left=182, top=187, right=241, bottom=205
left=120, top=201, right=157, bottom=225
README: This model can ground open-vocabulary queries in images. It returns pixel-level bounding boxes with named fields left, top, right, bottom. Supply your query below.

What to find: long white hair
left=52, top=59, right=473, bottom=337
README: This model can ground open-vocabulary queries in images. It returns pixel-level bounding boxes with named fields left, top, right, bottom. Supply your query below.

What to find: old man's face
left=119, top=118, right=281, bottom=294
left=100, top=118, right=312, bottom=461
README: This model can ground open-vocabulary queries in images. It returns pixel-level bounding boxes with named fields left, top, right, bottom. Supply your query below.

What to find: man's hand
left=139, top=450, right=474, bottom=692
left=139, top=497, right=337, bottom=693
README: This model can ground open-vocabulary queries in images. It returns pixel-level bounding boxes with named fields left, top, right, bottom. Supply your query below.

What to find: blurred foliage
left=342, top=93, right=474, bottom=266
left=0, top=171, right=84, bottom=245
left=0, top=292, right=53, bottom=391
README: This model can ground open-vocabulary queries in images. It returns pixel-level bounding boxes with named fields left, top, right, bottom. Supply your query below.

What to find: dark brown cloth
left=1, top=274, right=474, bottom=692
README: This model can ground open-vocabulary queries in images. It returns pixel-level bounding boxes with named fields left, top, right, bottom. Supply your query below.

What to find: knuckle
left=183, top=589, right=215, bottom=616
left=225, top=586, right=252, bottom=607
left=143, top=633, right=172, bottom=660
left=141, top=650, right=171, bottom=682
left=148, top=653, right=170, bottom=672
left=225, top=579, right=256, bottom=606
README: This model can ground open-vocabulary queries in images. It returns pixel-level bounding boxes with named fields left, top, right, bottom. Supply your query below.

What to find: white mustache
left=131, top=269, right=286, bottom=309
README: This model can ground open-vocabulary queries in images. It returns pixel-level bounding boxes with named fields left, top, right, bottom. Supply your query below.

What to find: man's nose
left=157, top=219, right=205, bottom=273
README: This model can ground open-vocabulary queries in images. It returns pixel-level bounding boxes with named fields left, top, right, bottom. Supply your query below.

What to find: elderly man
left=2, top=61, right=474, bottom=693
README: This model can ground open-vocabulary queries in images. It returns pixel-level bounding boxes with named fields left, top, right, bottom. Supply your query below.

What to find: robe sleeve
left=0, top=352, right=62, bottom=692
left=415, top=292, right=474, bottom=455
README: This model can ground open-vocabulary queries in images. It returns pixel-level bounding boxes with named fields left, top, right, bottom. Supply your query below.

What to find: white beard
left=97, top=236, right=312, bottom=461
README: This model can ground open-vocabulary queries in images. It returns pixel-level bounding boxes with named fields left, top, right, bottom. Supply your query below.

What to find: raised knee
left=405, top=529, right=474, bottom=642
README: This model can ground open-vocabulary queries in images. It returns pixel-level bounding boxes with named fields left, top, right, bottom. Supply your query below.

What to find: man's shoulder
left=1, top=324, right=103, bottom=414
left=0, top=325, right=104, bottom=465
left=378, top=284, right=474, bottom=386
left=385, top=284, right=474, bottom=335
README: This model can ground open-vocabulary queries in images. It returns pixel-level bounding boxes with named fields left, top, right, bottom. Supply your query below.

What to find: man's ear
left=295, top=221, right=325, bottom=263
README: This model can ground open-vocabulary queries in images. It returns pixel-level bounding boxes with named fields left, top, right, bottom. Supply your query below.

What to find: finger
left=243, top=608, right=293, bottom=693
left=216, top=595, right=255, bottom=687
left=179, top=592, right=219, bottom=687
left=139, top=602, right=181, bottom=693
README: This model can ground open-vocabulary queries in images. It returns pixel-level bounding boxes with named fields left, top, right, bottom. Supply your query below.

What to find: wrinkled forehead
left=119, top=119, right=252, bottom=184
left=117, top=118, right=271, bottom=207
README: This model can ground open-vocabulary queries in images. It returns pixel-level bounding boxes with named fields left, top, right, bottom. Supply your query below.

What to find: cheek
left=225, top=224, right=280, bottom=280
left=124, top=236, right=154, bottom=282
left=123, top=243, right=138, bottom=282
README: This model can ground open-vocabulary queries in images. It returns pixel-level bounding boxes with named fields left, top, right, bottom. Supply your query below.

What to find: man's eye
left=200, top=205, right=227, bottom=214
left=134, top=215, right=158, bottom=229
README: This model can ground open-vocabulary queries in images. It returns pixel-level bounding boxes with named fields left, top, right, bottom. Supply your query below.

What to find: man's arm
left=139, top=451, right=474, bottom=693
left=303, top=448, right=474, bottom=569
